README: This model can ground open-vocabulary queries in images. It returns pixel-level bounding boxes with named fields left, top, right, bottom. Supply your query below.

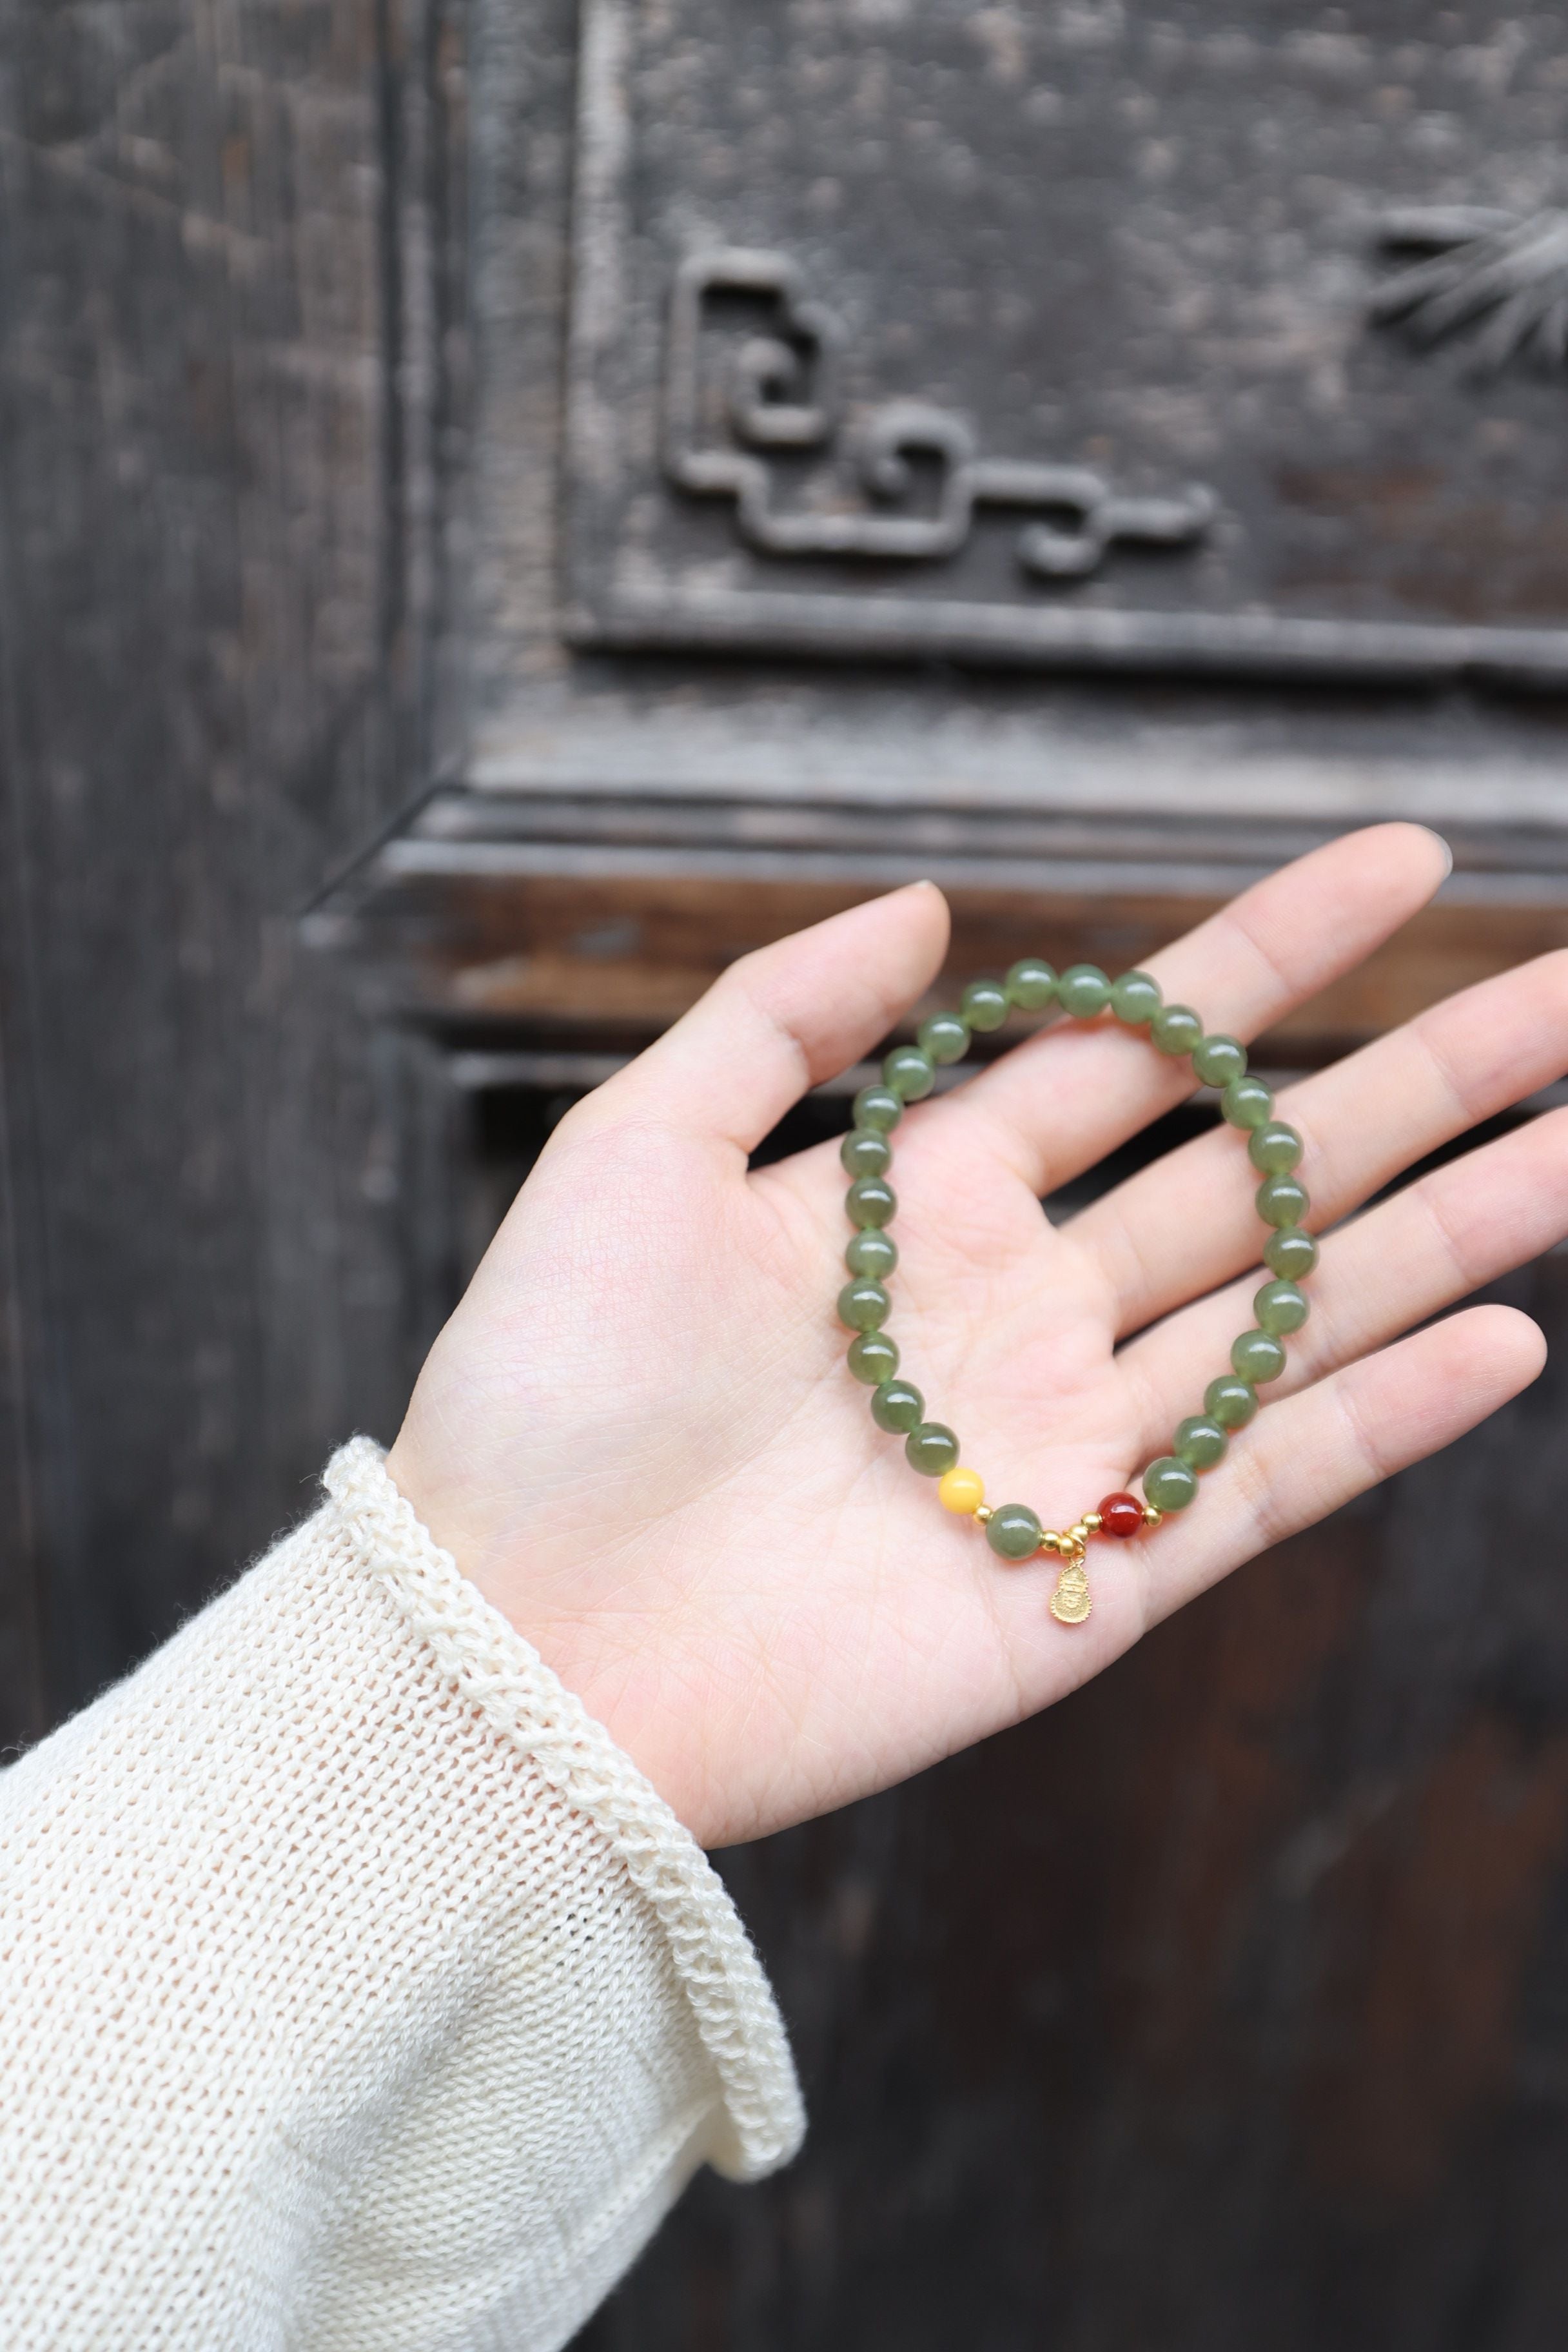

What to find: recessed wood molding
left=311, top=787, right=1568, bottom=1062
left=564, top=0, right=1568, bottom=682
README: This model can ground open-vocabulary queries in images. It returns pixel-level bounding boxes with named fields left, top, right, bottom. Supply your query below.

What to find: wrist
left=380, top=1435, right=730, bottom=1845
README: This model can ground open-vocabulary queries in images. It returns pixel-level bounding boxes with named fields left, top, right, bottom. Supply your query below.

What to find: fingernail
left=1419, top=825, right=1454, bottom=881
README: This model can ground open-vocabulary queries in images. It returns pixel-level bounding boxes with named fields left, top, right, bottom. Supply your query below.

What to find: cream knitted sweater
left=0, top=1440, right=804, bottom=2351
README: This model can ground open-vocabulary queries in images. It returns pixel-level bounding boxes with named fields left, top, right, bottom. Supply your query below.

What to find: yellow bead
left=938, top=1466, right=986, bottom=1515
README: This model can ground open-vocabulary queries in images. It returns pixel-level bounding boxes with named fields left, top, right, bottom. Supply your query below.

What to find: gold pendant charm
left=1049, top=1557, right=1092, bottom=1625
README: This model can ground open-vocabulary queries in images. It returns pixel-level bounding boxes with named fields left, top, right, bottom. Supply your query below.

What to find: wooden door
left=5, top=2, right=1568, bottom=2343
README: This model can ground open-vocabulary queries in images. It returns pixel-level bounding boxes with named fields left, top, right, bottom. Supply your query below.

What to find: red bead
left=1098, top=1492, right=1144, bottom=1539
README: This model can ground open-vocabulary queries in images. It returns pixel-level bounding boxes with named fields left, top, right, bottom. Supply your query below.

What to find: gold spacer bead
left=1066, top=1522, right=1092, bottom=1549
left=1041, top=1530, right=1062, bottom=1554
left=1084, top=1511, right=1103, bottom=1533
left=1142, top=1502, right=1163, bottom=1528
left=974, top=1502, right=995, bottom=1525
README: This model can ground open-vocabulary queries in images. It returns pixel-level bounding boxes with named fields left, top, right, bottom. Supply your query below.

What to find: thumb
left=589, top=882, right=951, bottom=1156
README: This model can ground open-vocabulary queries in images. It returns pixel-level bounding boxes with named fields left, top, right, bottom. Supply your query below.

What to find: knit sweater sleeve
left=0, top=1438, right=804, bottom=2352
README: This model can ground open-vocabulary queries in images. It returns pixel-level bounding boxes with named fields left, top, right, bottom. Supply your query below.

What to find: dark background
left=5, top=6, right=1568, bottom=2347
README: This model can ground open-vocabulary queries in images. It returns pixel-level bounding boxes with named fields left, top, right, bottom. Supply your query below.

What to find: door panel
left=5, top=0, right=1568, bottom=2342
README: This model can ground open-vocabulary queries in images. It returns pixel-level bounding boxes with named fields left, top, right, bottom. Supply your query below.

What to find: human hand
left=386, top=827, right=1567, bottom=1847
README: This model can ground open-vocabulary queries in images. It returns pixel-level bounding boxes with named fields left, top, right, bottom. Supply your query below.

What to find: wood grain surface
left=318, top=805, right=1568, bottom=1064
left=4, top=1, right=1568, bottom=2345
left=0, top=0, right=458, bottom=1729
left=580, top=1244, right=1568, bottom=2352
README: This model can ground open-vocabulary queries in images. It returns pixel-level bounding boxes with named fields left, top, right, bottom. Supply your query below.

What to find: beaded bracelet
left=838, top=959, right=1316, bottom=1627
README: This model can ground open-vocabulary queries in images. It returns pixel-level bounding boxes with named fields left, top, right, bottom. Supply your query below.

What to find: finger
left=1116, top=1104, right=1568, bottom=1453
left=941, top=821, right=1451, bottom=1195
left=1130, top=1304, right=1545, bottom=1631
left=1079, top=945, right=1568, bottom=1338
left=587, top=882, right=950, bottom=1155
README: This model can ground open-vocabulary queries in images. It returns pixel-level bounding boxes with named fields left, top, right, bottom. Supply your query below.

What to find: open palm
left=387, top=826, right=1568, bottom=1848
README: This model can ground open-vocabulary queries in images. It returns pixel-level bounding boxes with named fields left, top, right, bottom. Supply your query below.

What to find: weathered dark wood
left=578, top=1248, right=1568, bottom=2352
left=564, top=0, right=1568, bottom=687
left=0, top=0, right=464, bottom=1723
left=0, top=808, right=47, bottom=1754
left=315, top=785, right=1568, bottom=1061
left=7, top=0, right=1568, bottom=2342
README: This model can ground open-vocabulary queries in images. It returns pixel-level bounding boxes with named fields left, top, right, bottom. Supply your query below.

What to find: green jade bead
left=848, top=1331, right=899, bottom=1384
left=840, top=1128, right=892, bottom=1178
left=918, top=1011, right=970, bottom=1064
left=1193, top=1033, right=1247, bottom=1087
left=838, top=1278, right=890, bottom=1333
left=1264, top=1225, right=1318, bottom=1280
left=1231, top=1328, right=1286, bottom=1384
left=1144, top=1455, right=1199, bottom=1511
left=906, top=1422, right=960, bottom=1476
left=1256, top=1173, right=1309, bottom=1228
left=1057, top=963, right=1111, bottom=1017
left=872, top=1377, right=923, bottom=1433
left=883, top=1044, right=936, bottom=1101
left=986, top=1503, right=1043, bottom=1560
left=853, top=1084, right=903, bottom=1134
left=847, top=962, right=1320, bottom=1540
left=1248, top=1120, right=1303, bottom=1174
left=1255, top=1277, right=1309, bottom=1335
left=1221, top=1074, right=1274, bottom=1130
left=1006, top=957, right=1057, bottom=1010
left=845, top=1229, right=897, bottom=1279
left=1204, top=1374, right=1259, bottom=1429
left=846, top=1175, right=896, bottom=1228
left=1175, top=1413, right=1228, bottom=1469
left=1151, top=1003, right=1204, bottom=1056
left=961, top=978, right=1010, bottom=1032
left=1109, top=969, right=1161, bottom=1026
